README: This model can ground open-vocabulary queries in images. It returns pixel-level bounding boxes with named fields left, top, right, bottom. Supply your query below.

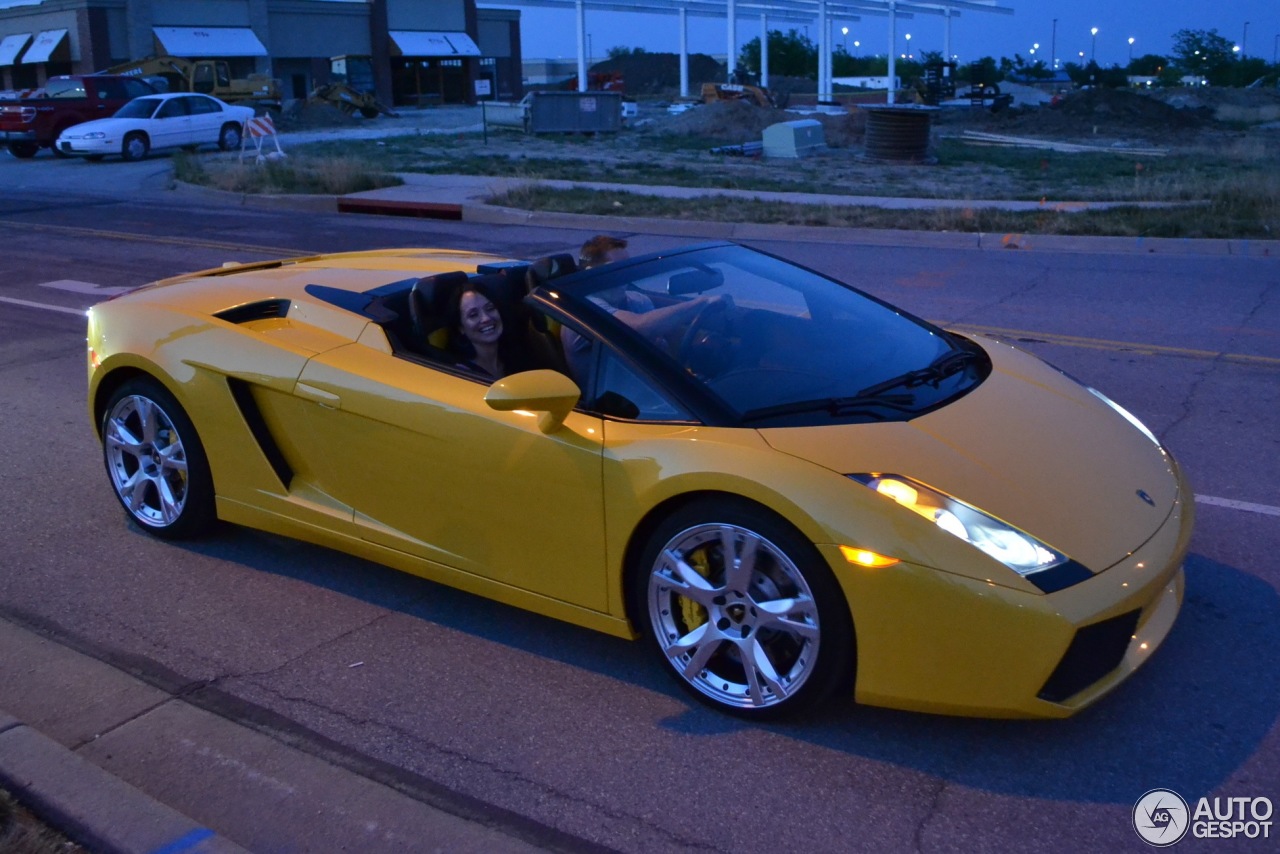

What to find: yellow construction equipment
left=100, top=56, right=282, bottom=111
left=700, top=82, right=775, bottom=108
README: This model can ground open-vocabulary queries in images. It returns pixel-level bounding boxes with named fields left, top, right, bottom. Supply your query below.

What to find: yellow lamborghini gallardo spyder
left=87, top=242, right=1192, bottom=719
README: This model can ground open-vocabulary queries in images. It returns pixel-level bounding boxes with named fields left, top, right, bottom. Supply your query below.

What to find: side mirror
left=484, top=369, right=581, bottom=434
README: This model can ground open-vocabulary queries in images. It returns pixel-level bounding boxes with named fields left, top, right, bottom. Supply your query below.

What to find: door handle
left=295, top=382, right=340, bottom=408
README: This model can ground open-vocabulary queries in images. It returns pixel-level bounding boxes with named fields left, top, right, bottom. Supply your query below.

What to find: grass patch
left=487, top=185, right=1277, bottom=240
left=174, top=152, right=403, bottom=195
left=0, top=788, right=84, bottom=854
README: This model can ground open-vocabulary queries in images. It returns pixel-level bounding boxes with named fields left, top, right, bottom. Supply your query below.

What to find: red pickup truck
left=0, top=74, right=158, bottom=158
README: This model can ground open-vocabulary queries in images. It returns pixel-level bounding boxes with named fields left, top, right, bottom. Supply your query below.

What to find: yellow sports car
left=87, top=242, right=1192, bottom=719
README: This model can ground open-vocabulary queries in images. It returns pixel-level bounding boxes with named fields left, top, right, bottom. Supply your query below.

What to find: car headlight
left=849, top=473, right=1067, bottom=577
left=71, top=132, right=106, bottom=140
left=1086, top=387, right=1162, bottom=448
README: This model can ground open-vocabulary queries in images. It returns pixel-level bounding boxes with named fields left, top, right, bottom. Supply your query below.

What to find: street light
left=842, top=26, right=848, bottom=52
left=1128, top=37, right=1135, bottom=63
left=1243, top=21, right=1250, bottom=56
left=1090, top=27, right=1098, bottom=63
left=905, top=32, right=912, bottom=59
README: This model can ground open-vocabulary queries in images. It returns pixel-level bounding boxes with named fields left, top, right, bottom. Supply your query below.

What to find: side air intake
left=215, top=299, right=291, bottom=324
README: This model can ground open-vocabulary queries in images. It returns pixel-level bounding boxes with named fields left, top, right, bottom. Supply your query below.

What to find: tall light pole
left=905, top=32, right=911, bottom=59
left=1090, top=27, right=1098, bottom=63
left=1051, top=18, right=1058, bottom=69
left=842, top=26, right=848, bottom=52
left=1242, top=21, right=1250, bottom=56
left=1128, top=37, right=1135, bottom=63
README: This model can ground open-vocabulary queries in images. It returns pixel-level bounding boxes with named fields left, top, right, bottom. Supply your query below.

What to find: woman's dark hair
left=446, top=281, right=535, bottom=374
left=579, top=235, right=628, bottom=269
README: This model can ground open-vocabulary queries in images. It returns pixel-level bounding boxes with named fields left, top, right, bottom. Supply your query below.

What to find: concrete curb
left=0, top=712, right=247, bottom=854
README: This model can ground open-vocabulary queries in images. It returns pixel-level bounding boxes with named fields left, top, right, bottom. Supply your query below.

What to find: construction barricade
left=240, top=113, right=285, bottom=163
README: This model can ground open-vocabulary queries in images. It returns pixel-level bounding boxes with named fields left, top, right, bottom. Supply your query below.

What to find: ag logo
left=1134, top=788, right=1190, bottom=846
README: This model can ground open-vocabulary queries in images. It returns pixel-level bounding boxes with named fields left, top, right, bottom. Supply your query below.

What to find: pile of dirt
left=1053, top=87, right=1213, bottom=129
left=275, top=100, right=363, bottom=130
left=590, top=52, right=724, bottom=96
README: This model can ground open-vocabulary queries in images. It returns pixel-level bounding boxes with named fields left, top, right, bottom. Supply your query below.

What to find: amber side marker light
left=839, top=546, right=900, bottom=568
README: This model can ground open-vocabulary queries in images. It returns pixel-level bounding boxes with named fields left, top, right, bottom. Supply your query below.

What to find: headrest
left=471, top=270, right=526, bottom=308
left=525, top=254, right=578, bottom=290
left=409, top=270, right=469, bottom=348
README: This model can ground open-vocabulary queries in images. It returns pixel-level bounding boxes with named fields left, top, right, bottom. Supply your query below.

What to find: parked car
left=86, top=242, right=1192, bottom=720
left=0, top=74, right=158, bottom=158
left=56, top=92, right=254, bottom=161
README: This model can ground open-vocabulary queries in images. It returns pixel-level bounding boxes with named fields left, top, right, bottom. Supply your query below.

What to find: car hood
left=60, top=117, right=139, bottom=138
left=758, top=337, right=1180, bottom=572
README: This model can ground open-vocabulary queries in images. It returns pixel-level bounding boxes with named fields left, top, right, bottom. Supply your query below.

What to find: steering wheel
left=676, top=295, right=735, bottom=376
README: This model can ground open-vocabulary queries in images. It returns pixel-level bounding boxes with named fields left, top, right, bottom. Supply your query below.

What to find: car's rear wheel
left=218, top=123, right=242, bottom=151
left=633, top=498, right=854, bottom=718
left=7, top=142, right=38, bottom=159
left=121, top=132, right=149, bottom=162
left=101, top=378, right=216, bottom=539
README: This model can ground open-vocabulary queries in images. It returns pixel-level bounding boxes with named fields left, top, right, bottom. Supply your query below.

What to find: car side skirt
left=215, top=497, right=637, bottom=641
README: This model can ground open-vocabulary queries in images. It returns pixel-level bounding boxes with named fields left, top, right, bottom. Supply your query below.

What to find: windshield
left=114, top=98, right=161, bottom=119
left=563, top=244, right=986, bottom=426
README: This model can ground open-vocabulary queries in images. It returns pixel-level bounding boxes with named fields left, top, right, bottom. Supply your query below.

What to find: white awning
left=389, top=31, right=481, bottom=58
left=21, top=29, right=66, bottom=65
left=153, top=27, right=267, bottom=58
left=0, top=33, right=31, bottom=66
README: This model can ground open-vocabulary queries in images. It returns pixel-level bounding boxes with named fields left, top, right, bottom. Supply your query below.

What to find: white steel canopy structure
left=480, top=1, right=1012, bottom=102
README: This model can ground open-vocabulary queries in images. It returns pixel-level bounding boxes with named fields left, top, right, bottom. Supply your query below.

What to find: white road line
left=0, top=296, right=86, bottom=316
left=1195, top=495, right=1280, bottom=517
left=39, top=280, right=130, bottom=297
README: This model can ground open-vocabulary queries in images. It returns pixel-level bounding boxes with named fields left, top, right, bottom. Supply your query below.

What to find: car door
left=150, top=96, right=193, bottom=149
left=287, top=345, right=610, bottom=612
left=184, top=95, right=223, bottom=147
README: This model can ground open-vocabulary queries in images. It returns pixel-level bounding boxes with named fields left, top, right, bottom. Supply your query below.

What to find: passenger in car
left=447, top=281, right=538, bottom=379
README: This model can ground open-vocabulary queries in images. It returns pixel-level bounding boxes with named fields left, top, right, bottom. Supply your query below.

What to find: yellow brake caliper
left=678, top=547, right=713, bottom=630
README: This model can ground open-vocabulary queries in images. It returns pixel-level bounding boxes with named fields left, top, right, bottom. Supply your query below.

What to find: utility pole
left=1051, top=18, right=1057, bottom=69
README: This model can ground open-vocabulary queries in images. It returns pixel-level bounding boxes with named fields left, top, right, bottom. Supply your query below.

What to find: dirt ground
left=275, top=82, right=1279, bottom=203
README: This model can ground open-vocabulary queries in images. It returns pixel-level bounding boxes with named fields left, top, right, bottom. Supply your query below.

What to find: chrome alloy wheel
left=648, top=523, right=821, bottom=710
left=103, top=394, right=190, bottom=529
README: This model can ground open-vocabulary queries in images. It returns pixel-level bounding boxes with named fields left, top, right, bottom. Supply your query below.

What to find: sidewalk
left=0, top=613, right=596, bottom=854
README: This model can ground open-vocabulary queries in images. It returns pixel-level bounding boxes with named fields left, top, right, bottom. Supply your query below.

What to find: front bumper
left=826, top=464, right=1194, bottom=719
left=1, top=130, right=38, bottom=143
left=57, top=138, right=115, bottom=156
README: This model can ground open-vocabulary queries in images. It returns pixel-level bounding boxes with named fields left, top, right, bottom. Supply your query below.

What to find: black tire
left=101, top=378, right=216, bottom=540
left=7, top=142, right=38, bottom=159
left=359, top=106, right=379, bottom=119
left=217, top=123, right=242, bottom=152
left=121, top=132, right=149, bottom=162
left=631, top=497, right=854, bottom=719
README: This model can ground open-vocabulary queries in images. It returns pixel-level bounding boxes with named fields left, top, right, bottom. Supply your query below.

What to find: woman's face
left=458, top=290, right=503, bottom=346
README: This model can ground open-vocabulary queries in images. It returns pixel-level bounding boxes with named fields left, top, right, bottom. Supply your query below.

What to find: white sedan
left=56, top=92, right=255, bottom=161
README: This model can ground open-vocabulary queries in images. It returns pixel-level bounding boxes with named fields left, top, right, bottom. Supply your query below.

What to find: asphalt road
left=1, top=155, right=1278, bottom=853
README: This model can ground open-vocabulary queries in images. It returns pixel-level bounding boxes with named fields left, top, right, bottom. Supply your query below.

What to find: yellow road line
left=0, top=220, right=306, bottom=257
left=947, top=323, right=1280, bottom=368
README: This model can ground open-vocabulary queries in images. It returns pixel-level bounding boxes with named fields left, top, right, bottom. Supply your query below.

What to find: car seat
left=408, top=270, right=469, bottom=355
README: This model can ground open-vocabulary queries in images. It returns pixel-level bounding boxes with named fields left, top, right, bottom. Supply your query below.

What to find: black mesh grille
left=1038, top=609, right=1141, bottom=703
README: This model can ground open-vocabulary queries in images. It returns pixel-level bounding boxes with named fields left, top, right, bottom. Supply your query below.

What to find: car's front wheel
left=121, top=132, right=149, bottom=162
left=101, top=378, right=216, bottom=539
left=218, top=123, right=242, bottom=151
left=633, top=499, right=854, bottom=718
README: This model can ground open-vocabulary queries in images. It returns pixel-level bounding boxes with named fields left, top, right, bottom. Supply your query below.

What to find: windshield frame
left=529, top=242, right=989, bottom=429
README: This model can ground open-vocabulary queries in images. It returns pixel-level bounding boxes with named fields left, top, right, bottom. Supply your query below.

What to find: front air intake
left=1038, top=609, right=1141, bottom=703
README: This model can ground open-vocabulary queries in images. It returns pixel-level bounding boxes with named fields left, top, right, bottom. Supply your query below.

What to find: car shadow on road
left=189, top=531, right=1277, bottom=806
left=686, top=551, right=1279, bottom=805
